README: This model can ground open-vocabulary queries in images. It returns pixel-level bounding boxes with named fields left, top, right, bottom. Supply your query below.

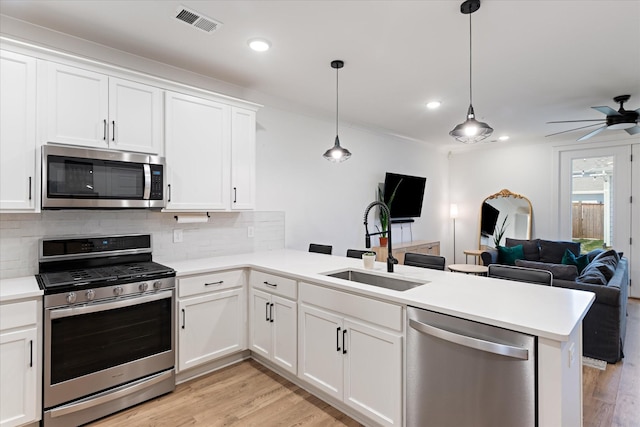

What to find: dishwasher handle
left=409, top=318, right=529, bottom=360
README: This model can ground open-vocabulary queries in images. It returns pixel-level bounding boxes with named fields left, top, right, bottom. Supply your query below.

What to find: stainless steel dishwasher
left=406, top=306, right=536, bottom=427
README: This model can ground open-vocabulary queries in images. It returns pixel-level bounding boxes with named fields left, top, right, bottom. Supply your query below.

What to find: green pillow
left=562, top=249, right=589, bottom=274
left=497, top=244, right=525, bottom=266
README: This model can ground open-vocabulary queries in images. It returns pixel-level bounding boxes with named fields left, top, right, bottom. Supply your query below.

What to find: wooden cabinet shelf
left=373, top=240, right=440, bottom=264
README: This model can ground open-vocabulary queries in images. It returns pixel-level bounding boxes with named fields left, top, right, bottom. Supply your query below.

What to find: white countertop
left=159, top=249, right=595, bottom=342
left=0, top=276, right=42, bottom=302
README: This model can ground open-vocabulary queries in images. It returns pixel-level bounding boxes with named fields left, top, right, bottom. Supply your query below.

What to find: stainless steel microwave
left=42, top=145, right=165, bottom=209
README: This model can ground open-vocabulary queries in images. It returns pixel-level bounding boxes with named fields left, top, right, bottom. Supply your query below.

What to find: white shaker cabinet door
left=165, top=91, right=230, bottom=211
left=44, top=62, right=109, bottom=149
left=0, top=50, right=37, bottom=211
left=230, top=107, right=256, bottom=210
left=271, top=295, right=297, bottom=374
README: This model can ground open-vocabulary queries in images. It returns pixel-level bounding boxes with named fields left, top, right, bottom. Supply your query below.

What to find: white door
left=343, top=318, right=402, bottom=427
left=44, top=62, right=109, bottom=148
left=230, top=107, right=256, bottom=210
left=108, top=77, right=162, bottom=154
left=0, top=328, right=37, bottom=427
left=558, top=144, right=632, bottom=292
left=249, top=289, right=272, bottom=358
left=271, top=295, right=297, bottom=374
left=177, top=288, right=245, bottom=372
left=165, top=91, right=230, bottom=210
left=298, top=304, right=343, bottom=399
left=0, top=50, right=36, bottom=211
left=632, top=143, right=639, bottom=298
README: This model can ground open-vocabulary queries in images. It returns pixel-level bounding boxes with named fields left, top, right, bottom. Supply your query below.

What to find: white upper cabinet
left=230, top=107, right=256, bottom=210
left=164, top=92, right=258, bottom=211
left=42, top=62, right=162, bottom=154
left=0, top=50, right=37, bottom=211
left=165, top=91, right=230, bottom=211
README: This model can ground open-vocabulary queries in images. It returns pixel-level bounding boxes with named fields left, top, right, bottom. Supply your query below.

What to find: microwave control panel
left=150, top=165, right=164, bottom=200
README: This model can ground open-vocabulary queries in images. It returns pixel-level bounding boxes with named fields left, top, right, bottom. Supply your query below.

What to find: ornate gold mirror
left=478, top=189, right=532, bottom=249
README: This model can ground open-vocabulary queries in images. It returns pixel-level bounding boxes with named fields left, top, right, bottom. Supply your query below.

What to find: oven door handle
left=49, top=290, right=172, bottom=319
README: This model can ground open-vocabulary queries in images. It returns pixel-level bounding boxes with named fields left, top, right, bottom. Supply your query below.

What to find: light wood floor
left=90, top=300, right=639, bottom=427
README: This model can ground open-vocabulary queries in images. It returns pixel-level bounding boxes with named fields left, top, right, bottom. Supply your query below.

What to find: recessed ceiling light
left=426, top=101, right=441, bottom=109
left=248, top=39, right=271, bottom=52
left=498, top=135, right=510, bottom=141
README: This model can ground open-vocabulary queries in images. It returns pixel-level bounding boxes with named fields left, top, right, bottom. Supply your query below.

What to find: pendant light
left=449, top=0, right=493, bottom=144
left=323, top=60, right=352, bottom=162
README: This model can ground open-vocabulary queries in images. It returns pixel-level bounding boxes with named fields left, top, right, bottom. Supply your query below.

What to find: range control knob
left=113, top=286, right=123, bottom=296
left=153, top=280, right=162, bottom=290
left=85, top=289, right=95, bottom=301
left=66, top=292, right=77, bottom=304
left=139, top=282, right=149, bottom=292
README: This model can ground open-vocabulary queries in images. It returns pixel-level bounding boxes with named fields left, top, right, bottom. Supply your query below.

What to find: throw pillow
left=561, top=249, right=590, bottom=274
left=505, top=238, right=540, bottom=261
left=576, top=264, right=608, bottom=286
left=539, top=240, right=581, bottom=264
left=497, top=244, right=525, bottom=266
left=515, top=259, right=579, bottom=281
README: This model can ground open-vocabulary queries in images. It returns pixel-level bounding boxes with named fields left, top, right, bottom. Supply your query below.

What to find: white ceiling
left=1, top=0, right=639, bottom=148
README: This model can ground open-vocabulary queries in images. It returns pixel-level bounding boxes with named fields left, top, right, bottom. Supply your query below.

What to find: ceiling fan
left=546, top=95, right=640, bottom=141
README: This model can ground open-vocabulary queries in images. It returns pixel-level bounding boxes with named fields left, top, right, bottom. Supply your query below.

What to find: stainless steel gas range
left=36, top=234, right=176, bottom=427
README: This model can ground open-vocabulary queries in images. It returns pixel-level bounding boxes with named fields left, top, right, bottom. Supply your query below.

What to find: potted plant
left=377, top=179, right=403, bottom=246
left=362, top=251, right=376, bottom=269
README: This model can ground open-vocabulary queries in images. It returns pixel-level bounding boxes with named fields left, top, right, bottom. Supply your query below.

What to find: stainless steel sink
left=324, top=269, right=428, bottom=292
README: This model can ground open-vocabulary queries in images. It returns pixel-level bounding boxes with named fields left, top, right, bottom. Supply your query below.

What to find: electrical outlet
left=173, top=229, right=183, bottom=243
left=247, top=226, right=254, bottom=238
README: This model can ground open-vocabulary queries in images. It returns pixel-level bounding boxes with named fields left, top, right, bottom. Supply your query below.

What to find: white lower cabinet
left=0, top=299, right=40, bottom=427
left=298, top=282, right=403, bottom=427
left=249, top=271, right=297, bottom=374
left=177, top=270, right=246, bottom=372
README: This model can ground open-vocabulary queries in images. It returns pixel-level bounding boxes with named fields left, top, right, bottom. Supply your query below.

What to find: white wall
left=254, top=106, right=450, bottom=256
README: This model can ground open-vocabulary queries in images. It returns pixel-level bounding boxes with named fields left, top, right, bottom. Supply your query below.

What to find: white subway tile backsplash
left=0, top=211, right=284, bottom=279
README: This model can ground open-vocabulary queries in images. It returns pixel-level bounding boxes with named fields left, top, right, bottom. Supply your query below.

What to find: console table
left=374, top=240, right=440, bottom=264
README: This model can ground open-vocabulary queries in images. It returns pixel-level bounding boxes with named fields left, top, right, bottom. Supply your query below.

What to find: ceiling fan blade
left=547, top=119, right=605, bottom=123
left=577, top=125, right=608, bottom=141
left=626, top=125, right=640, bottom=135
left=592, top=106, right=620, bottom=116
left=545, top=122, right=605, bottom=138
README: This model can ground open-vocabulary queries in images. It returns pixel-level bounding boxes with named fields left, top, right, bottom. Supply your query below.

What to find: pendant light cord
left=336, top=66, right=339, bottom=135
left=469, top=12, right=473, bottom=106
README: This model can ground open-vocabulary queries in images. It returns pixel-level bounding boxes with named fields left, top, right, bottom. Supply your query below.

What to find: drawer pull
left=205, top=280, right=224, bottom=286
left=264, top=281, right=277, bottom=288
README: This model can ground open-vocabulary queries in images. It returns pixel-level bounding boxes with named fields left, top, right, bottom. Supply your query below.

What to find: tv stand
left=373, top=239, right=440, bottom=264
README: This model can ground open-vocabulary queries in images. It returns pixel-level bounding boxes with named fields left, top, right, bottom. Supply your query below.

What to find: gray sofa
left=481, top=238, right=629, bottom=363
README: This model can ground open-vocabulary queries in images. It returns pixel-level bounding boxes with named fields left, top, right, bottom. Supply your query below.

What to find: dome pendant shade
left=323, top=59, right=352, bottom=162
left=449, top=104, right=494, bottom=143
left=323, top=135, right=352, bottom=162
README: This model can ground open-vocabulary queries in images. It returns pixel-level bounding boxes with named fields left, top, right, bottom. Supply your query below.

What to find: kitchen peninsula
left=161, top=249, right=594, bottom=427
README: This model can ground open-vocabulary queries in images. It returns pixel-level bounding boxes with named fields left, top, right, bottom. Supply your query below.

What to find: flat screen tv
left=481, top=202, right=500, bottom=237
left=383, top=172, right=426, bottom=219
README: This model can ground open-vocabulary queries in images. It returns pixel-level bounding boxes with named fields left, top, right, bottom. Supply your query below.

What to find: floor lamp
left=450, top=204, right=459, bottom=264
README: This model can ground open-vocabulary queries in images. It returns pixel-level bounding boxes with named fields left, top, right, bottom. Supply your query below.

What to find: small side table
left=448, top=264, right=488, bottom=275
left=463, top=249, right=484, bottom=265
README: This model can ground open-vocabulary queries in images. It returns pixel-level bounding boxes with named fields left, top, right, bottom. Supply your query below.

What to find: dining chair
left=308, top=243, right=332, bottom=255
left=404, top=253, right=446, bottom=271
left=487, top=264, right=553, bottom=286
left=346, top=249, right=374, bottom=259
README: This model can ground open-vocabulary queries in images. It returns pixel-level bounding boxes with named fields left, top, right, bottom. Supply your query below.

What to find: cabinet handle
left=233, top=187, right=237, bottom=203
left=28, top=176, right=32, bottom=200
left=111, top=120, right=115, bottom=141
left=269, top=303, right=274, bottom=323
left=264, top=281, right=277, bottom=288
left=103, top=119, right=107, bottom=140
left=181, top=308, right=185, bottom=329
left=29, top=340, right=33, bottom=367
left=205, top=281, right=224, bottom=286
left=336, top=327, right=341, bottom=352
left=265, top=302, right=270, bottom=322
left=167, top=184, right=171, bottom=202
left=342, top=329, right=347, bottom=354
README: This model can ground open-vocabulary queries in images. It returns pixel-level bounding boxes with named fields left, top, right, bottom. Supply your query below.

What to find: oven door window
left=47, top=155, right=145, bottom=199
left=50, top=297, right=172, bottom=385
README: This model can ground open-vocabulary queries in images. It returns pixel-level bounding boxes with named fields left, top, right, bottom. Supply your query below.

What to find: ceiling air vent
left=174, top=6, right=222, bottom=33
